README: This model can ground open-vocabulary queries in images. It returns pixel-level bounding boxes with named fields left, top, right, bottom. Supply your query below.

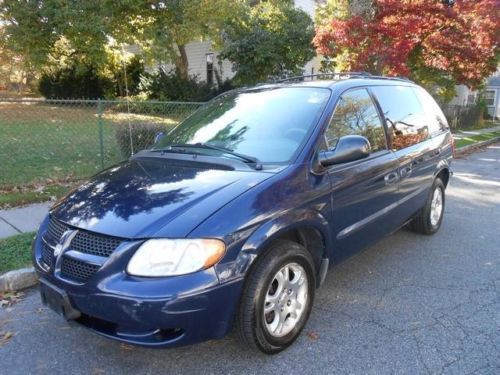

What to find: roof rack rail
left=275, top=72, right=412, bottom=84
left=276, top=72, right=371, bottom=83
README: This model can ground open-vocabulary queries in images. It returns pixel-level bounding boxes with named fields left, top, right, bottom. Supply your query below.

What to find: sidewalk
left=0, top=202, right=51, bottom=239
left=452, top=124, right=500, bottom=140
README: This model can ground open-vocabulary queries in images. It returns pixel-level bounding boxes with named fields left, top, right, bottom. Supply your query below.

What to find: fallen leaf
left=307, top=331, right=319, bottom=341
left=0, top=291, right=25, bottom=308
left=0, top=331, right=15, bottom=347
left=120, top=343, right=134, bottom=351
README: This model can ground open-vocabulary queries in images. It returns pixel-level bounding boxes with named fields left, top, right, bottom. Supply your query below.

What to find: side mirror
left=154, top=131, right=165, bottom=144
left=318, top=135, right=370, bottom=166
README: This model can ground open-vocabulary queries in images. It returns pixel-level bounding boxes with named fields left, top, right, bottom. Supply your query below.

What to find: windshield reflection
left=154, top=87, right=331, bottom=164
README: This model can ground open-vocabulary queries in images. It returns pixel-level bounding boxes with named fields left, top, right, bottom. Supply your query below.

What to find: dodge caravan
left=33, top=73, right=453, bottom=353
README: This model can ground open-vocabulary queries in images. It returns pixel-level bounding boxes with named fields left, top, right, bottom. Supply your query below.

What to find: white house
left=156, top=0, right=322, bottom=84
left=450, top=69, right=500, bottom=119
left=484, top=75, right=500, bottom=119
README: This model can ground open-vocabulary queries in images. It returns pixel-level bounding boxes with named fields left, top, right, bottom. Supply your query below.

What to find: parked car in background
left=33, top=73, right=453, bottom=354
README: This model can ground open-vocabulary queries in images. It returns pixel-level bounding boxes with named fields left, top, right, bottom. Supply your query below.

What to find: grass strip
left=0, top=232, right=36, bottom=275
left=454, top=131, right=500, bottom=149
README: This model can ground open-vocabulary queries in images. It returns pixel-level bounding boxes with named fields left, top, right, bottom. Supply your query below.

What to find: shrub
left=112, top=56, right=146, bottom=97
left=39, top=64, right=114, bottom=99
left=115, top=123, right=168, bottom=158
left=38, top=57, right=147, bottom=99
left=146, top=69, right=235, bottom=102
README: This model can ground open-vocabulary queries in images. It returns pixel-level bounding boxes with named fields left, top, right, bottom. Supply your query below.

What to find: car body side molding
left=337, top=185, right=428, bottom=240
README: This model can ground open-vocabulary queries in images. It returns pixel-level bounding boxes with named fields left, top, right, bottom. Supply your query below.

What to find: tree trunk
left=175, top=44, right=189, bottom=80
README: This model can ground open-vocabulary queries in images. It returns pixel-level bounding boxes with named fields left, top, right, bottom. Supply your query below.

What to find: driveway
left=1, top=144, right=499, bottom=374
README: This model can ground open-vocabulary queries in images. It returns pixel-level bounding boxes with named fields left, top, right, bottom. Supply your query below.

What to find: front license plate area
left=39, top=279, right=81, bottom=320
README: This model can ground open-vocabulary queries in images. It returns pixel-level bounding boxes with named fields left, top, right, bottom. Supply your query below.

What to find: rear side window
left=413, top=87, right=449, bottom=135
left=325, top=88, right=387, bottom=152
left=371, top=86, right=429, bottom=150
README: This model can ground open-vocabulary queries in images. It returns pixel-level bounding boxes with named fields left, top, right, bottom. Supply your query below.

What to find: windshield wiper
left=154, top=143, right=263, bottom=170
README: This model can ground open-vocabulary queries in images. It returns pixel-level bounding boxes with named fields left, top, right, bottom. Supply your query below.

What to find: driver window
left=325, top=89, right=387, bottom=152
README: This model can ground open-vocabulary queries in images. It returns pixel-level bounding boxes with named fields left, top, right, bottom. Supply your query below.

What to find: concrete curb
left=0, top=267, right=38, bottom=292
left=454, top=136, right=500, bottom=157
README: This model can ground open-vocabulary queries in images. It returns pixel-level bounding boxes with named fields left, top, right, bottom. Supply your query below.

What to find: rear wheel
left=410, top=178, right=445, bottom=235
left=236, top=240, right=316, bottom=354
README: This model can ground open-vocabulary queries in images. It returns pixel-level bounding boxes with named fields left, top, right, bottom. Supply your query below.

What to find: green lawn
left=0, top=100, right=199, bottom=207
left=1, top=102, right=117, bottom=188
left=0, top=232, right=35, bottom=275
left=454, top=131, right=500, bottom=149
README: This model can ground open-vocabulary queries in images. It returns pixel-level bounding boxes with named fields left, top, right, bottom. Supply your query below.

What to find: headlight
left=127, top=239, right=226, bottom=277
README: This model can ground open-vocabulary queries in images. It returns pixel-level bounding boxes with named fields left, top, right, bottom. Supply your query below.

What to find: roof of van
left=253, top=74, right=416, bottom=90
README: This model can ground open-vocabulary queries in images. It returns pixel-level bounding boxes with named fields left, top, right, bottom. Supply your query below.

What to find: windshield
left=153, top=87, right=331, bottom=164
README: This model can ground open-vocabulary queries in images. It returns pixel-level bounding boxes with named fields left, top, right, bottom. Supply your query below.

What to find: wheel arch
left=435, top=164, right=451, bottom=187
left=237, top=209, right=333, bottom=288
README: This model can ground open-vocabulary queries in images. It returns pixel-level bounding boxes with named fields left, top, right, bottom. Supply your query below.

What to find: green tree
left=0, top=0, right=245, bottom=80
left=106, top=0, right=246, bottom=80
left=220, top=0, right=316, bottom=85
left=1, top=1, right=110, bottom=68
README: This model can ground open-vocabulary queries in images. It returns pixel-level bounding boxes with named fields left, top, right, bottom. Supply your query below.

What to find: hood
left=51, top=157, right=272, bottom=238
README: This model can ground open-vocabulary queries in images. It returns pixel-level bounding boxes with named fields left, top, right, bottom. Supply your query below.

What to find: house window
left=484, top=90, right=496, bottom=106
left=206, top=53, right=214, bottom=86
left=467, top=92, right=477, bottom=105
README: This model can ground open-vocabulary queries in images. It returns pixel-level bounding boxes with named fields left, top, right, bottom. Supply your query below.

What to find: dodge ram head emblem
left=53, top=230, right=78, bottom=258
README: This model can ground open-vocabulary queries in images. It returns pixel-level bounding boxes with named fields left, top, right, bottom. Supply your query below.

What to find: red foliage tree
left=314, top=0, right=500, bottom=89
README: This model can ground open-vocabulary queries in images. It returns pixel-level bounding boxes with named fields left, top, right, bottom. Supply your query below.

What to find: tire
left=409, top=178, right=445, bottom=235
left=236, top=240, right=316, bottom=354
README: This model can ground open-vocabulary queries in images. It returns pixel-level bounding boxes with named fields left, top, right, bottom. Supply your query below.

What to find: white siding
left=288, top=0, right=322, bottom=76
left=303, top=56, right=323, bottom=76
left=450, top=85, right=471, bottom=106
left=486, top=87, right=500, bottom=119
left=451, top=69, right=500, bottom=117
left=159, top=41, right=236, bottom=82
left=294, top=0, right=317, bottom=17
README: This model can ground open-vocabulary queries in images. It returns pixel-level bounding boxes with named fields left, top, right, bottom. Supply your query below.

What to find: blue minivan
left=33, top=74, right=453, bottom=353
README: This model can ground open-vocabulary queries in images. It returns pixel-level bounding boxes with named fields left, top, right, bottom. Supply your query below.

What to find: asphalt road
left=1, top=144, right=499, bottom=375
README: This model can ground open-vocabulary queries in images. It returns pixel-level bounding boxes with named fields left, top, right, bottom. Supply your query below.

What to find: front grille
left=42, top=216, right=124, bottom=283
left=71, top=231, right=122, bottom=257
left=41, top=242, right=54, bottom=269
left=60, top=256, right=100, bottom=282
left=46, top=217, right=68, bottom=243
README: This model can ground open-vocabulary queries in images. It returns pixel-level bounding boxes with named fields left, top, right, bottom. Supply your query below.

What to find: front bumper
left=33, top=219, right=243, bottom=348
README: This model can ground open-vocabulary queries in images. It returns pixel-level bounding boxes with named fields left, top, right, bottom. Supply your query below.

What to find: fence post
left=97, top=99, right=104, bottom=169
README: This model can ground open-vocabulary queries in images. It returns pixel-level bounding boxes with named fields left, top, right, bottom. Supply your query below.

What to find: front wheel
left=410, top=178, right=445, bottom=235
left=236, top=240, right=316, bottom=354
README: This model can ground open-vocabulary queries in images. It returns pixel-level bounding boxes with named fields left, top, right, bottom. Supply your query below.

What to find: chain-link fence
left=0, top=99, right=203, bottom=189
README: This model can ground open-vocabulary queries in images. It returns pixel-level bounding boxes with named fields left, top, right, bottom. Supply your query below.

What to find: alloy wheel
left=262, top=262, right=309, bottom=338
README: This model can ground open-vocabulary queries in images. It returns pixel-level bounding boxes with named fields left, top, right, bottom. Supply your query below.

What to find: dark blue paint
left=33, top=78, right=453, bottom=348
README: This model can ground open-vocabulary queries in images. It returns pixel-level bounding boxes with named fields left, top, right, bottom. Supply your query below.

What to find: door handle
left=384, top=172, right=399, bottom=185
left=400, top=165, right=412, bottom=178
